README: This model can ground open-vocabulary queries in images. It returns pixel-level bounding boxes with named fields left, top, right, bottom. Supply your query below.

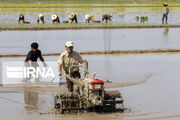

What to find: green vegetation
left=0, top=0, right=179, bottom=4
left=1, top=6, right=180, bottom=13
left=0, top=0, right=179, bottom=28
left=0, top=0, right=129, bottom=4
left=0, top=1, right=180, bottom=13
left=1, top=1, right=180, bottom=6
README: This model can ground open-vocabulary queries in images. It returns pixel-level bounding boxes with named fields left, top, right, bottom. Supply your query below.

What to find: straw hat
left=69, top=13, right=75, bottom=19
left=85, top=14, right=90, bottom=19
left=163, top=3, right=168, bottom=6
left=39, top=14, right=43, bottom=18
left=51, top=14, right=57, bottom=20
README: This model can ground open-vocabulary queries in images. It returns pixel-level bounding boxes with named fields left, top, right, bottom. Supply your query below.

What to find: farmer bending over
left=52, top=14, right=60, bottom=23
left=69, top=13, right=78, bottom=23
left=37, top=14, right=45, bottom=24
left=85, top=14, right=94, bottom=23
left=18, top=13, right=25, bottom=24
left=102, top=14, right=112, bottom=23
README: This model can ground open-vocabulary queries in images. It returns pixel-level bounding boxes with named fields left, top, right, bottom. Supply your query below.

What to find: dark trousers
left=52, top=17, right=60, bottom=23
left=162, top=13, right=168, bottom=24
left=70, top=16, right=78, bottom=23
left=66, top=71, right=81, bottom=92
left=37, top=17, right=44, bottom=24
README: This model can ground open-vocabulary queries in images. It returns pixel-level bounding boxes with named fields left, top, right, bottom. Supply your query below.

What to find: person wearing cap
left=51, top=14, right=60, bottom=23
left=69, top=13, right=78, bottom=23
left=37, top=14, right=45, bottom=24
left=102, top=14, right=112, bottom=23
left=24, top=42, right=47, bottom=83
left=57, top=41, right=88, bottom=92
left=162, top=3, right=169, bottom=24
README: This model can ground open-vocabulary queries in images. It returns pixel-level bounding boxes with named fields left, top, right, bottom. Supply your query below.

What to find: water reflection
left=103, top=30, right=111, bottom=51
left=163, top=27, right=169, bottom=36
left=1, top=28, right=180, bottom=55
left=24, top=89, right=39, bottom=111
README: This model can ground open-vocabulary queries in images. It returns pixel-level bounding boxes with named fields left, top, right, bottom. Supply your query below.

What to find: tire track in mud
left=105, top=74, right=152, bottom=88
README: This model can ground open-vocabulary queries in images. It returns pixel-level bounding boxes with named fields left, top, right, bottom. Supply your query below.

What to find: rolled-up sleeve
left=57, top=54, right=63, bottom=64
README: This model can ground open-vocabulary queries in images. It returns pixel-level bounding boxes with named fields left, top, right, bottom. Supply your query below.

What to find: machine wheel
left=104, top=90, right=124, bottom=112
left=54, top=92, right=82, bottom=114
left=54, top=95, right=64, bottom=114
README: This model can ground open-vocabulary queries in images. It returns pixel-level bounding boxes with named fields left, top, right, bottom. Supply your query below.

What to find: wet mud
left=1, top=25, right=180, bottom=31
left=1, top=47, right=180, bottom=119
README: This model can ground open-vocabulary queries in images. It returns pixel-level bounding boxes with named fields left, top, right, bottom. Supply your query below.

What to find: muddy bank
left=0, top=5, right=180, bottom=8
left=0, top=25, right=180, bottom=31
left=0, top=49, right=180, bottom=58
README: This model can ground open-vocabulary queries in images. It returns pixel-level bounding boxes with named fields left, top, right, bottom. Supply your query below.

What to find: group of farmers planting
left=18, top=13, right=112, bottom=24
left=18, top=3, right=169, bottom=24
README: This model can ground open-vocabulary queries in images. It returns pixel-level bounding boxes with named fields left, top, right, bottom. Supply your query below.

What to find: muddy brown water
left=0, top=28, right=180, bottom=55
left=1, top=54, right=180, bottom=120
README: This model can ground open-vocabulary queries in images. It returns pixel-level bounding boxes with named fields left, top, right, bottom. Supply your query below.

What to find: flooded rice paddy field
left=1, top=54, right=180, bottom=120
left=1, top=13, right=180, bottom=24
left=0, top=28, right=180, bottom=55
